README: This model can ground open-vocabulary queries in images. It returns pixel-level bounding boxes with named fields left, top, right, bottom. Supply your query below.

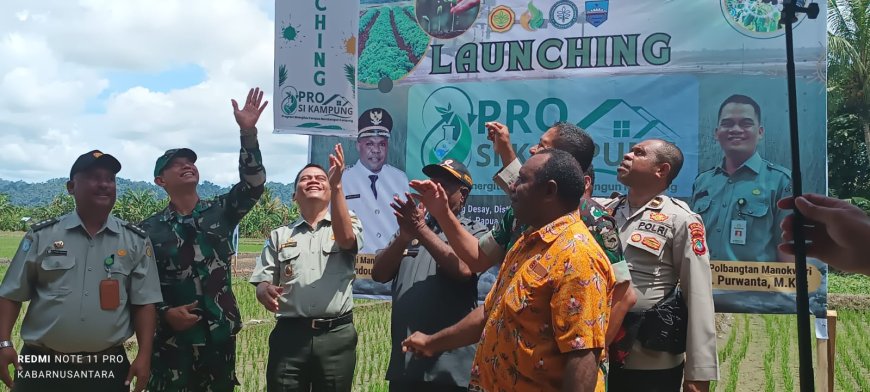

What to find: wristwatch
left=0, top=341, right=13, bottom=349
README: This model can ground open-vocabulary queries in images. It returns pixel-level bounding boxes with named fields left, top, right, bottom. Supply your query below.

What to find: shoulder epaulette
left=30, top=218, right=59, bottom=232
left=764, top=160, right=792, bottom=178
left=123, top=222, right=149, bottom=238
left=668, top=197, right=697, bottom=215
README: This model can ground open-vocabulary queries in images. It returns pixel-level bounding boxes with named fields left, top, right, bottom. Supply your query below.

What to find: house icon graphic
left=579, top=99, right=679, bottom=140
left=578, top=99, right=680, bottom=173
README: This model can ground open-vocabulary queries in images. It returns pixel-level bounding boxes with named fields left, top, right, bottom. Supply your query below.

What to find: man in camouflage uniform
left=141, top=88, right=268, bottom=391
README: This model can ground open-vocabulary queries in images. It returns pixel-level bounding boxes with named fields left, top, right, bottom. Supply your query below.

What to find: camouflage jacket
left=141, top=134, right=265, bottom=345
left=492, top=197, right=626, bottom=271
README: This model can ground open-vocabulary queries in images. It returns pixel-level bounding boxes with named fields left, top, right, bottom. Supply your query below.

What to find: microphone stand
left=780, top=1, right=820, bottom=391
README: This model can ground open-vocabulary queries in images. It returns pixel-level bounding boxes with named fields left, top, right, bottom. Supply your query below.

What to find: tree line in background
left=0, top=187, right=299, bottom=239
left=0, top=1, right=866, bottom=234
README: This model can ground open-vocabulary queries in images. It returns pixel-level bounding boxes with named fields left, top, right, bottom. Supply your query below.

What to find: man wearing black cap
left=372, top=159, right=486, bottom=392
left=343, top=108, right=410, bottom=255
left=140, top=88, right=267, bottom=391
left=0, top=150, right=162, bottom=392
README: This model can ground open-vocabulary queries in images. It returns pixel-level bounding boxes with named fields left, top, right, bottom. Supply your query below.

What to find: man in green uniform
left=691, top=94, right=791, bottom=263
left=0, top=150, right=162, bottom=392
left=141, top=88, right=268, bottom=391
left=251, top=144, right=363, bottom=392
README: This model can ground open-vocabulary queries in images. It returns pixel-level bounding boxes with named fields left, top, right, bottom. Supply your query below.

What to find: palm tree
left=828, top=0, right=870, bottom=162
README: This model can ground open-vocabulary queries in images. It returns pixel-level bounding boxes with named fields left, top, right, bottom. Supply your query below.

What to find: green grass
left=829, top=272, right=870, bottom=295
left=0, top=232, right=24, bottom=260
left=237, top=237, right=266, bottom=254
left=3, top=258, right=870, bottom=391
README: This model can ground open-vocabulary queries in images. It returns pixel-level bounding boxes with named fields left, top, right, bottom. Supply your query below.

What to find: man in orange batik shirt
left=468, top=149, right=616, bottom=392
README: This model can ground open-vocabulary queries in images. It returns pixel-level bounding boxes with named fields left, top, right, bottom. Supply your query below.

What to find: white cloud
left=0, top=0, right=310, bottom=186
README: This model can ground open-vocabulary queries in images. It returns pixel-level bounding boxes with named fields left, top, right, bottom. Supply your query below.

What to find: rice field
left=0, top=235, right=869, bottom=391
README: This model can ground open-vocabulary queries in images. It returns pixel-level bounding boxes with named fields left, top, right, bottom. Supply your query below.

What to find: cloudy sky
left=1, top=0, right=309, bottom=186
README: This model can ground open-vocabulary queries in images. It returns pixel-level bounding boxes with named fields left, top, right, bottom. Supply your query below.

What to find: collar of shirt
left=522, top=210, right=583, bottom=244
left=157, top=198, right=216, bottom=223
left=290, top=212, right=334, bottom=230
left=352, top=160, right=382, bottom=176
left=62, top=211, right=123, bottom=235
left=716, top=151, right=763, bottom=175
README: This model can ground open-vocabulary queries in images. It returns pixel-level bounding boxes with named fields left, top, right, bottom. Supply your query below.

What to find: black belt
left=279, top=311, right=353, bottom=330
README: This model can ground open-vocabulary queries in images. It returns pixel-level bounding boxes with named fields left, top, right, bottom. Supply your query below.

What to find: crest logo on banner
left=585, top=0, right=609, bottom=27
left=550, top=1, right=579, bottom=30
left=720, top=0, right=811, bottom=38
left=419, top=86, right=476, bottom=167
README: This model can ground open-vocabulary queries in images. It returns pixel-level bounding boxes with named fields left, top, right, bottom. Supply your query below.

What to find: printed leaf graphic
left=344, top=64, right=356, bottom=96
left=278, top=65, right=288, bottom=87
left=528, top=2, right=544, bottom=29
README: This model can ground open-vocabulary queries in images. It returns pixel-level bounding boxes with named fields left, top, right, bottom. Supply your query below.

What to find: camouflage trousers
left=148, top=336, right=240, bottom=392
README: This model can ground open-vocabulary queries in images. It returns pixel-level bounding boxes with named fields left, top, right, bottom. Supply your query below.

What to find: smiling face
left=715, top=102, right=763, bottom=160
left=155, top=157, right=200, bottom=191
left=293, top=166, right=330, bottom=204
left=67, top=166, right=117, bottom=211
left=357, top=135, right=388, bottom=173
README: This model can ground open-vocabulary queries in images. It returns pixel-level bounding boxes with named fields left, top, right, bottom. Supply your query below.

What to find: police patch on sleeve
left=689, top=222, right=707, bottom=256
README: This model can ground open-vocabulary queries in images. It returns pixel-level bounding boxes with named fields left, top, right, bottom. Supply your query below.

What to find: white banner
left=274, top=1, right=358, bottom=136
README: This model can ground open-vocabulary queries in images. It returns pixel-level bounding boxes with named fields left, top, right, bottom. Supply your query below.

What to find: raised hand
left=328, top=144, right=346, bottom=190
left=409, top=180, right=451, bottom=221
left=392, top=193, right=427, bottom=241
left=232, top=87, right=269, bottom=130
left=485, top=121, right=517, bottom=166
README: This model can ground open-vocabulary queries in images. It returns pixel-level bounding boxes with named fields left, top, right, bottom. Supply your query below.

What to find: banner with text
left=273, top=0, right=358, bottom=136
left=306, top=0, right=828, bottom=315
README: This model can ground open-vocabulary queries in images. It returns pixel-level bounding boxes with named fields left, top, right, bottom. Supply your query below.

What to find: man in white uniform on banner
left=343, top=108, right=410, bottom=255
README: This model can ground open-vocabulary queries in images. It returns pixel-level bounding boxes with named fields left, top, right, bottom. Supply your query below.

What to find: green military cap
left=154, top=148, right=197, bottom=177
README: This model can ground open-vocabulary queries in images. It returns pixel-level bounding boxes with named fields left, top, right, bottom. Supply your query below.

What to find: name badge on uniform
left=730, top=220, right=747, bottom=245
left=99, top=279, right=120, bottom=310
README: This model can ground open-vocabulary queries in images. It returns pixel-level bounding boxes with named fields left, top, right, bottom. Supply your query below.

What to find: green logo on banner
left=419, top=87, right=477, bottom=167
left=720, top=0, right=809, bottom=39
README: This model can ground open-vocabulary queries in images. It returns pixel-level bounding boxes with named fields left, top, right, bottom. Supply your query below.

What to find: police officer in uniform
left=691, top=94, right=791, bottom=263
left=602, top=140, right=718, bottom=392
left=251, top=144, right=363, bottom=392
left=0, top=150, right=162, bottom=392
left=342, top=108, right=409, bottom=255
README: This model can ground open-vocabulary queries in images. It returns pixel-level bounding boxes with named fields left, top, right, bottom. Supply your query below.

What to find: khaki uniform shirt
left=250, top=212, right=364, bottom=318
left=603, top=195, right=719, bottom=381
left=0, top=212, right=162, bottom=353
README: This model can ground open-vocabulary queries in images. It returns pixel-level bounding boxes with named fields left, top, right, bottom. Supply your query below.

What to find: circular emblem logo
left=488, top=5, right=515, bottom=33
left=720, top=0, right=809, bottom=39
left=281, top=86, right=299, bottom=116
left=549, top=1, right=578, bottom=29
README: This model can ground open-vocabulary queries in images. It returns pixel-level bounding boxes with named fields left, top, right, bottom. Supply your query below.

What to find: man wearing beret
left=141, top=88, right=268, bottom=391
left=0, top=150, right=162, bottom=392
left=343, top=108, right=410, bottom=255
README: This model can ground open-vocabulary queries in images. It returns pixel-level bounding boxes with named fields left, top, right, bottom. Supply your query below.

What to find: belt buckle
left=311, top=319, right=320, bottom=329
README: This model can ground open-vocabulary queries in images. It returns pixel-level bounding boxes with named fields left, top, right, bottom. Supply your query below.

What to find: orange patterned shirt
left=469, top=211, right=616, bottom=392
